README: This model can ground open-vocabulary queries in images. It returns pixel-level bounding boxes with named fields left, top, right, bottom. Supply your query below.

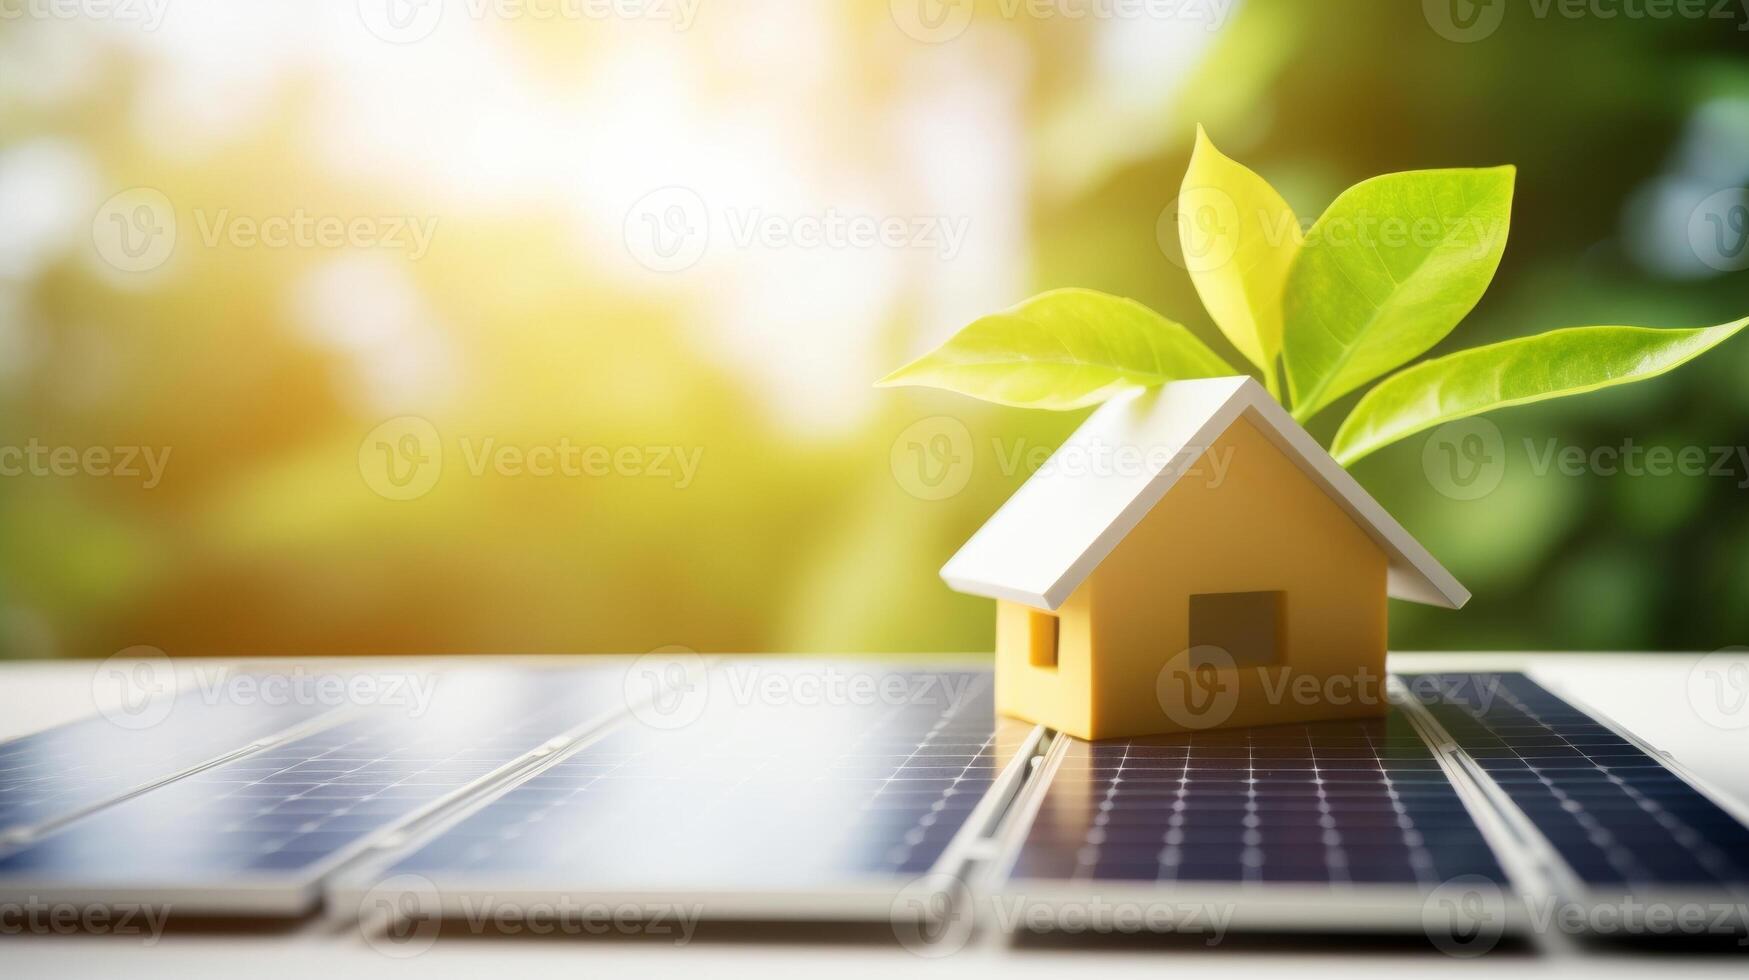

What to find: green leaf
left=876, top=288, right=1237, bottom=410
left=1331, top=317, right=1749, bottom=466
left=1179, top=126, right=1302, bottom=398
left=1283, top=166, right=1515, bottom=422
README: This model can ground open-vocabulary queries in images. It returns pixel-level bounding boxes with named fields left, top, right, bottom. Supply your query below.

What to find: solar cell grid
left=381, top=668, right=1024, bottom=889
left=0, top=669, right=623, bottom=891
left=0, top=696, right=334, bottom=835
left=1007, top=709, right=1508, bottom=888
left=1406, top=673, right=1749, bottom=891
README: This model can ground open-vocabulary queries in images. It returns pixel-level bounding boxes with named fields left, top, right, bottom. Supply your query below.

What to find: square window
left=1189, top=591, right=1284, bottom=668
left=1028, top=610, right=1059, bottom=669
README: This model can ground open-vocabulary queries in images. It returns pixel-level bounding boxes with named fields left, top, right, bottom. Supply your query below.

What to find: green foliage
left=879, top=131, right=1744, bottom=473
left=1179, top=125, right=1302, bottom=397
left=1281, top=167, right=1515, bottom=422
left=875, top=287, right=1235, bottom=410
left=1332, top=318, right=1749, bottom=466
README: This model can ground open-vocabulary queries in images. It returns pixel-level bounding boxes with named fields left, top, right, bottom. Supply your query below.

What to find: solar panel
left=0, top=667, right=629, bottom=915
left=332, top=664, right=1039, bottom=922
left=0, top=701, right=337, bottom=840
left=993, top=699, right=1518, bottom=934
left=1403, top=672, right=1749, bottom=927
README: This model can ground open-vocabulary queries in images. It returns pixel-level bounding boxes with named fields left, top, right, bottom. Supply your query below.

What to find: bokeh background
left=1, top=0, right=1746, bottom=660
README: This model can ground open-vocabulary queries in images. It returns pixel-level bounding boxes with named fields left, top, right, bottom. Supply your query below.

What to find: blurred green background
left=1, top=0, right=1746, bottom=659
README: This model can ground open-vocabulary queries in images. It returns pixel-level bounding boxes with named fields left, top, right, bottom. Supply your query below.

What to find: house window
left=1189, top=591, right=1284, bottom=668
left=1028, top=610, right=1060, bottom=669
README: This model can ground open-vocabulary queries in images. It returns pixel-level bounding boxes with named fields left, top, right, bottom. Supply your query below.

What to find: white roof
left=940, top=377, right=1469, bottom=612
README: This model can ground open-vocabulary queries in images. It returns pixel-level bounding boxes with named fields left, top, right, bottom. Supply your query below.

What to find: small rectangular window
left=1189, top=591, right=1284, bottom=668
left=1028, top=610, right=1059, bottom=669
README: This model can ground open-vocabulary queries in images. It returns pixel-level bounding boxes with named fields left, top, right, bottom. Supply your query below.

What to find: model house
left=941, top=377, right=1469, bottom=740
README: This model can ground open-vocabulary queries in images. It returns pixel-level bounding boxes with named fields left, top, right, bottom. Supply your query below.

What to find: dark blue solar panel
left=0, top=687, right=335, bottom=835
left=1005, top=706, right=1509, bottom=888
left=0, top=669, right=623, bottom=889
left=378, top=666, right=1022, bottom=889
left=1403, top=672, right=1749, bottom=890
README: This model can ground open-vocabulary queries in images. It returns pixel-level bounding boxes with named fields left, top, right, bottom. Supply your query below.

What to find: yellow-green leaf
left=876, top=288, right=1237, bottom=411
left=1284, top=167, right=1516, bottom=422
left=1179, top=126, right=1302, bottom=396
left=1332, top=316, right=1749, bottom=466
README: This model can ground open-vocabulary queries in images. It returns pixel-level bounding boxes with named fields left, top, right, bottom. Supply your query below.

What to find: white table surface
left=2, top=652, right=1746, bottom=977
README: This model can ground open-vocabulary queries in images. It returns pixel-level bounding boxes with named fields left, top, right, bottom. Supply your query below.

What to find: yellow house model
left=941, top=377, right=1470, bottom=740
